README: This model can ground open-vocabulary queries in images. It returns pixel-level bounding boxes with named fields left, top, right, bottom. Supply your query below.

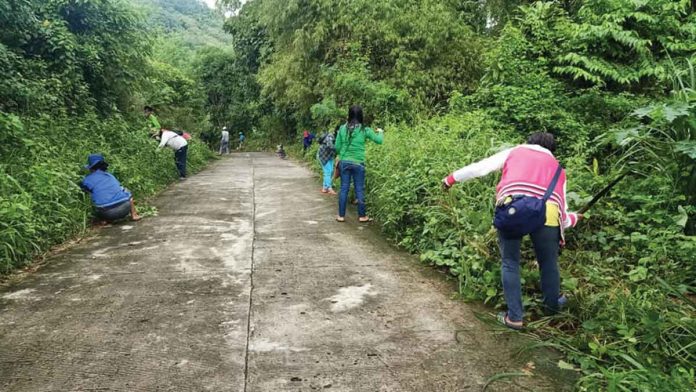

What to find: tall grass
left=293, top=109, right=695, bottom=390
left=0, top=112, right=213, bottom=274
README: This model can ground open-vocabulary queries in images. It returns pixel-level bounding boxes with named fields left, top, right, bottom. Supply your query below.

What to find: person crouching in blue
left=80, top=154, right=141, bottom=223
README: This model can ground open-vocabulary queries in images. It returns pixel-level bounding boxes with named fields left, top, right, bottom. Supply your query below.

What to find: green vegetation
left=0, top=0, right=229, bottom=273
left=2, top=0, right=695, bottom=389
left=211, top=0, right=696, bottom=390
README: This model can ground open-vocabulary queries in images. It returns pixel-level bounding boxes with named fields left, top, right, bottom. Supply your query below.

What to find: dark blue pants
left=175, top=145, right=188, bottom=178
left=338, top=161, right=366, bottom=218
left=498, top=225, right=561, bottom=322
left=96, top=199, right=131, bottom=222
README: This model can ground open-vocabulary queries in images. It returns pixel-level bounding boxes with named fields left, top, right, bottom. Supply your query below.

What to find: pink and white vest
left=497, top=146, right=578, bottom=231
left=445, top=144, right=579, bottom=241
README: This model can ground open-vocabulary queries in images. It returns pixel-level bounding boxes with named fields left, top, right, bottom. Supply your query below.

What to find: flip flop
left=497, top=312, right=524, bottom=330
left=336, top=216, right=345, bottom=222
left=358, top=217, right=373, bottom=223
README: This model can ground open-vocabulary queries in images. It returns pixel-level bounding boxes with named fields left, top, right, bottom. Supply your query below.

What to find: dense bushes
left=0, top=113, right=210, bottom=272
left=295, top=105, right=695, bottom=391
left=362, top=117, right=694, bottom=391
left=0, top=0, right=220, bottom=273
left=258, top=1, right=696, bottom=389
left=0, top=0, right=150, bottom=116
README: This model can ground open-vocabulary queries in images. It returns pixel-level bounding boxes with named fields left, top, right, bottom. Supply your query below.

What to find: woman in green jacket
left=334, top=105, right=384, bottom=222
left=144, top=106, right=161, bottom=136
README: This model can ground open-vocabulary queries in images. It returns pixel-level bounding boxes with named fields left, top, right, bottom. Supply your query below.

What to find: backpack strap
left=542, top=165, right=563, bottom=202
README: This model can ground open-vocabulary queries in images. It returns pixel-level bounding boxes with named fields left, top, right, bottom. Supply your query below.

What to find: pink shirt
left=445, top=144, right=579, bottom=239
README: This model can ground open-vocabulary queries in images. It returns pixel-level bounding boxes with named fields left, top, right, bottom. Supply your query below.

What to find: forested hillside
left=135, top=0, right=230, bottom=45
left=0, top=0, right=227, bottom=275
left=206, top=0, right=696, bottom=390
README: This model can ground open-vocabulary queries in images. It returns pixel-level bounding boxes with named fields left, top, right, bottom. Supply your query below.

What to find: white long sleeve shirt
left=451, top=147, right=513, bottom=183
left=446, top=144, right=579, bottom=232
left=158, top=130, right=188, bottom=151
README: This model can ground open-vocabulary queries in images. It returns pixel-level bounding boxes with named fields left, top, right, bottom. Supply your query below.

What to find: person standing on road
left=80, top=154, right=142, bottom=223
left=238, top=131, right=246, bottom=150
left=442, top=132, right=582, bottom=330
left=334, top=105, right=384, bottom=222
left=144, top=106, right=161, bottom=136
left=317, top=128, right=337, bottom=195
left=156, top=129, right=189, bottom=180
left=220, top=126, right=230, bottom=155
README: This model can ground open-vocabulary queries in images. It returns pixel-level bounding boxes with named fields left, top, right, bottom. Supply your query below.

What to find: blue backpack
left=493, top=165, right=562, bottom=238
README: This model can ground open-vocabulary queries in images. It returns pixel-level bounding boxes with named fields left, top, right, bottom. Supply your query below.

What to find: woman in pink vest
left=442, top=132, right=582, bottom=330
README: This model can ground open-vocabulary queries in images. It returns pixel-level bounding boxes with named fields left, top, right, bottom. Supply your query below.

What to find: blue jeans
left=338, top=161, right=366, bottom=218
left=321, top=159, right=334, bottom=189
left=498, top=225, right=560, bottom=322
left=175, top=145, right=188, bottom=178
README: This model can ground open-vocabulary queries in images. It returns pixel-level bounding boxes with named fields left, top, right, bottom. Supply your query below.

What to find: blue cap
left=85, top=153, right=105, bottom=169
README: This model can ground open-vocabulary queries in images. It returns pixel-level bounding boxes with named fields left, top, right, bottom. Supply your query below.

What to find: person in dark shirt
left=302, top=130, right=315, bottom=155
left=238, top=131, right=246, bottom=150
left=80, top=154, right=141, bottom=223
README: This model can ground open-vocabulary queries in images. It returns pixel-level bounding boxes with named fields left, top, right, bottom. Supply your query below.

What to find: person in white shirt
left=156, top=129, right=189, bottom=179
left=220, top=126, right=230, bottom=155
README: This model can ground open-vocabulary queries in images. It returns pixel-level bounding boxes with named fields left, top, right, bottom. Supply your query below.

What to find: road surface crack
left=243, top=156, right=256, bottom=392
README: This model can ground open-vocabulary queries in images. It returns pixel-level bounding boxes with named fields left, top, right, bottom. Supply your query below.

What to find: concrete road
left=0, top=153, right=569, bottom=391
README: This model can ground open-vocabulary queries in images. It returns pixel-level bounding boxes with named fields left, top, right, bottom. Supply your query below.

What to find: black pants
left=175, top=145, right=188, bottom=178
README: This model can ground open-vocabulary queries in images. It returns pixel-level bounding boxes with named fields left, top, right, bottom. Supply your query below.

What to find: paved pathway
left=0, top=153, right=568, bottom=391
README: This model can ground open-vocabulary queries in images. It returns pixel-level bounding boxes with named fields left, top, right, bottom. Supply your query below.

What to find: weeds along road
left=0, top=153, right=571, bottom=391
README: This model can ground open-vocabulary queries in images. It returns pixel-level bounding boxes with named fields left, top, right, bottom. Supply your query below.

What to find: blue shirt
left=81, top=171, right=131, bottom=208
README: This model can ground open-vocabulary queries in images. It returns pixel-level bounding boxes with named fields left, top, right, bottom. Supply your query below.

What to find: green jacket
left=147, top=114, right=161, bottom=133
left=335, top=123, right=384, bottom=164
